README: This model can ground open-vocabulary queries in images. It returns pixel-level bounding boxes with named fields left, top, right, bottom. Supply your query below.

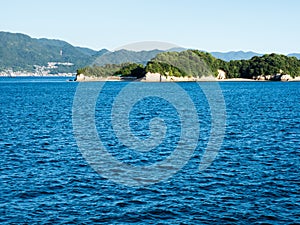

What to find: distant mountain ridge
left=0, top=31, right=299, bottom=74
left=93, top=49, right=164, bottom=66
left=210, top=51, right=264, bottom=61
left=287, top=53, right=300, bottom=59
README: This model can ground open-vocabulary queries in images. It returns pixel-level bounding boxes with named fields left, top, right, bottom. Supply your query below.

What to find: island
left=75, top=50, right=300, bottom=82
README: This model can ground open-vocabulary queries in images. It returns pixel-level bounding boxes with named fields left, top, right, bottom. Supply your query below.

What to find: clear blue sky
left=1, top=0, right=299, bottom=53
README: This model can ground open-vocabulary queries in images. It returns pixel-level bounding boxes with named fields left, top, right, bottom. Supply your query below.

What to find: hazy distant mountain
left=287, top=53, right=300, bottom=59
left=211, top=51, right=300, bottom=61
left=210, top=51, right=263, bottom=61
left=93, top=47, right=190, bottom=66
left=168, top=47, right=187, bottom=52
left=93, top=49, right=164, bottom=66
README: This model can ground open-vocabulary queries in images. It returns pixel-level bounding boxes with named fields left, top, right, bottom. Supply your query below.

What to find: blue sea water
left=0, top=77, right=299, bottom=224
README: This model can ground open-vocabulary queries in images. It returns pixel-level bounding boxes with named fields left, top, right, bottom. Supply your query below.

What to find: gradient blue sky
left=1, top=0, right=299, bottom=53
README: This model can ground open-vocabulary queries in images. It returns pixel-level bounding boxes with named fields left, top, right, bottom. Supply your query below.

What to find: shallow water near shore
left=1, top=77, right=299, bottom=224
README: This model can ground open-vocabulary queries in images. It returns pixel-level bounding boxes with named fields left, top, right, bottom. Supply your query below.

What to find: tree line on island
left=77, top=50, right=300, bottom=80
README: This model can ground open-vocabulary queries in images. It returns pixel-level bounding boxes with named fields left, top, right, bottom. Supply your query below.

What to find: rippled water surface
left=1, top=77, right=299, bottom=224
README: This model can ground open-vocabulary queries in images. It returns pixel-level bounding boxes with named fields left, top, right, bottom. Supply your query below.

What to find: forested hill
left=0, top=32, right=108, bottom=72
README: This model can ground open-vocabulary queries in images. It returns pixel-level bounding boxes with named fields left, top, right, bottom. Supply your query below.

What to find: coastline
left=0, top=74, right=75, bottom=77
left=1, top=74, right=299, bottom=82
left=74, top=73, right=300, bottom=82
left=75, top=78, right=300, bottom=82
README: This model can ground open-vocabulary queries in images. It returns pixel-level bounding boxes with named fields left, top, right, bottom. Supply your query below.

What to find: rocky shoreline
left=74, top=73, right=300, bottom=82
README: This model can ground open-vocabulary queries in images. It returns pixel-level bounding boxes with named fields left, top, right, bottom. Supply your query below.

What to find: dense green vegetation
left=113, top=63, right=145, bottom=78
left=146, top=50, right=222, bottom=77
left=78, top=51, right=300, bottom=79
left=223, top=54, right=300, bottom=78
left=77, top=63, right=145, bottom=78
left=145, top=61, right=185, bottom=77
